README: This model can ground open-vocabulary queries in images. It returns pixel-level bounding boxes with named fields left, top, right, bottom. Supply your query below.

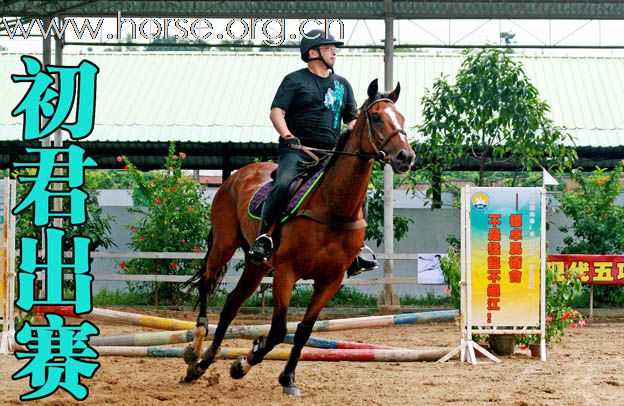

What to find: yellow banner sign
left=469, top=188, right=542, bottom=327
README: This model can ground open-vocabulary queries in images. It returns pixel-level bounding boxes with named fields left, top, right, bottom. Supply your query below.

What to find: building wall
left=92, top=189, right=576, bottom=298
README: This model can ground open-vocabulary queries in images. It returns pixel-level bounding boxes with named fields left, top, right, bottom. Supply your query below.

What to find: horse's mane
left=324, top=94, right=385, bottom=170
left=323, top=91, right=393, bottom=171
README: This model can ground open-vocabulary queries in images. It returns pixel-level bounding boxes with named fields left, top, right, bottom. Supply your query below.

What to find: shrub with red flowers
left=557, top=163, right=624, bottom=306
left=516, top=263, right=584, bottom=346
left=119, top=144, right=211, bottom=304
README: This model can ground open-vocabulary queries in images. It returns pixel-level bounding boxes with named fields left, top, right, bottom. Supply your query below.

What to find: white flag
left=542, top=167, right=559, bottom=186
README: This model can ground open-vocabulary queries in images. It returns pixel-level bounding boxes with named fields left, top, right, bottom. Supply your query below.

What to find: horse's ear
left=389, top=82, right=401, bottom=103
left=367, top=79, right=379, bottom=100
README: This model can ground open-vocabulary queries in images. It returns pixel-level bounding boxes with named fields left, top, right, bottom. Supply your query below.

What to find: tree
left=365, top=164, right=412, bottom=247
left=150, top=36, right=210, bottom=52
left=416, top=48, right=576, bottom=207
left=500, top=31, right=516, bottom=45
left=557, top=164, right=624, bottom=306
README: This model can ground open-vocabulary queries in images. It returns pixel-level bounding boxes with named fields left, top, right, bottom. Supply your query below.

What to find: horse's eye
left=372, top=113, right=381, bottom=123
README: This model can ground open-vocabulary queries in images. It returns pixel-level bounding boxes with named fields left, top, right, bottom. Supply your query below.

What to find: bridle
left=362, top=97, right=407, bottom=163
left=289, top=97, right=407, bottom=163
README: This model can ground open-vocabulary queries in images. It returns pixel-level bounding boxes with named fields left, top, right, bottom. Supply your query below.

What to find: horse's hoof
left=230, top=356, right=250, bottom=380
left=183, top=345, right=199, bottom=365
left=278, top=372, right=299, bottom=396
left=184, top=362, right=206, bottom=383
left=282, top=385, right=301, bottom=397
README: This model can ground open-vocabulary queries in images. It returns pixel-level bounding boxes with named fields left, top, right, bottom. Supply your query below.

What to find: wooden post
left=154, top=259, right=159, bottom=308
left=589, top=284, right=594, bottom=318
left=377, top=0, right=400, bottom=310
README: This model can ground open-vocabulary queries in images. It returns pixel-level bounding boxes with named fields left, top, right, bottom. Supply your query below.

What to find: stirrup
left=249, top=234, right=273, bottom=262
left=347, top=246, right=379, bottom=278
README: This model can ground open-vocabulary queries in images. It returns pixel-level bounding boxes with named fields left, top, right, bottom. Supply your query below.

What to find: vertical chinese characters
left=10, top=55, right=100, bottom=401
left=486, top=213, right=502, bottom=324
left=508, top=213, right=523, bottom=284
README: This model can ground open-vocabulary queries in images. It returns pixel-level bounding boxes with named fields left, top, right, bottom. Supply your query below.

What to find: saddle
left=247, top=169, right=324, bottom=224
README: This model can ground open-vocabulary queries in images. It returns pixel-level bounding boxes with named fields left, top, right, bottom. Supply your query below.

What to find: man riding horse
left=249, top=29, right=379, bottom=276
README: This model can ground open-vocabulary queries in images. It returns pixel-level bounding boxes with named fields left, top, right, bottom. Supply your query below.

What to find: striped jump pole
left=32, top=306, right=195, bottom=331
left=95, top=346, right=451, bottom=362
left=90, top=329, right=398, bottom=350
left=33, top=306, right=458, bottom=336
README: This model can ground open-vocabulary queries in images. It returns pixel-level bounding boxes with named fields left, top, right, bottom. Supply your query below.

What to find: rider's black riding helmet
left=300, top=29, right=344, bottom=62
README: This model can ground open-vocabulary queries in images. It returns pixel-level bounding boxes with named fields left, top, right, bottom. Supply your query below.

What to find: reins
left=288, top=97, right=406, bottom=164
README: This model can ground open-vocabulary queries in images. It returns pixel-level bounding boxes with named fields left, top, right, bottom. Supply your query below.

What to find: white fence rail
left=87, top=251, right=420, bottom=286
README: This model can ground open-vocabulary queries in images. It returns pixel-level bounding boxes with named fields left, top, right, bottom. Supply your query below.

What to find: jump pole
left=33, top=306, right=195, bottom=330
left=33, top=306, right=457, bottom=335
left=94, top=346, right=451, bottom=362
left=90, top=329, right=399, bottom=350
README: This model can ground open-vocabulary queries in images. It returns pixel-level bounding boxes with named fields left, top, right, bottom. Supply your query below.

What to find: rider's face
left=319, top=45, right=338, bottom=64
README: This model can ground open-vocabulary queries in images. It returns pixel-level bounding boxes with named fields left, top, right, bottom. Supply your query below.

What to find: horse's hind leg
left=279, top=275, right=344, bottom=396
left=185, top=256, right=269, bottom=382
left=183, top=226, right=237, bottom=375
left=229, top=269, right=296, bottom=380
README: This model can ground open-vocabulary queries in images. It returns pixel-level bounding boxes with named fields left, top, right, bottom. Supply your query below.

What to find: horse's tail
left=184, top=229, right=227, bottom=310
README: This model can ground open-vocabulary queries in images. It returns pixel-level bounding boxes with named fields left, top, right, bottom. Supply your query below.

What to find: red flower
left=124, top=165, right=129, bottom=171
left=564, top=186, right=570, bottom=192
left=172, top=187, right=177, bottom=192
left=171, top=262, right=178, bottom=269
left=519, top=345, right=527, bottom=350
left=169, top=166, right=174, bottom=172
left=173, top=155, right=178, bottom=161
left=545, top=316, right=553, bottom=322
left=149, top=181, right=155, bottom=187
left=129, top=225, right=135, bottom=230
left=570, top=323, right=577, bottom=329
left=194, top=247, right=200, bottom=253
left=188, top=206, right=193, bottom=212
left=139, top=235, right=145, bottom=241
left=155, top=197, right=162, bottom=205
left=443, top=287, right=451, bottom=295
left=180, top=152, right=187, bottom=159
left=116, top=156, right=123, bottom=162
left=597, top=177, right=607, bottom=186
left=561, top=312, right=572, bottom=320
left=182, top=239, right=187, bottom=245
left=120, top=262, right=126, bottom=269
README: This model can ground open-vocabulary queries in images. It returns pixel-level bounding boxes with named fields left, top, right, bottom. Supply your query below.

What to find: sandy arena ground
left=1, top=309, right=623, bottom=405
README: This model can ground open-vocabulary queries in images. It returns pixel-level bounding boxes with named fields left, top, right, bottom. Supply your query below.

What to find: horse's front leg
left=230, top=271, right=296, bottom=379
left=279, top=276, right=344, bottom=396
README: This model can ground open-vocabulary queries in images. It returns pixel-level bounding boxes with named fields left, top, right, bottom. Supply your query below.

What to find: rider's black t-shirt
left=271, top=68, right=358, bottom=149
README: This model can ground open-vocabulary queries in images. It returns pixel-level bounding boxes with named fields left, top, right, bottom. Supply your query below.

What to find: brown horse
left=183, top=79, right=415, bottom=396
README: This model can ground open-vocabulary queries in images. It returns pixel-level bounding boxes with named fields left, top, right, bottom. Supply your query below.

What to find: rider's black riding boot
left=347, top=247, right=379, bottom=277
left=249, top=192, right=285, bottom=262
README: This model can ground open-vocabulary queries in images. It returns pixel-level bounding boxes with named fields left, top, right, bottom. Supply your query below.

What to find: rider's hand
left=283, top=136, right=301, bottom=147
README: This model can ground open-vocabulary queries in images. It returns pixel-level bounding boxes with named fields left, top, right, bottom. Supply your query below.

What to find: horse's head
left=360, top=79, right=415, bottom=173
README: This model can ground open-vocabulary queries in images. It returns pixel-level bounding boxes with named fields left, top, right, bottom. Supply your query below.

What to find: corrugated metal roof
left=1, top=51, right=623, bottom=147
left=3, top=1, right=624, bottom=20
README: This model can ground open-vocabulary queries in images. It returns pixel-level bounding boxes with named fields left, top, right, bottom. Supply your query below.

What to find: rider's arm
left=270, top=107, right=296, bottom=140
